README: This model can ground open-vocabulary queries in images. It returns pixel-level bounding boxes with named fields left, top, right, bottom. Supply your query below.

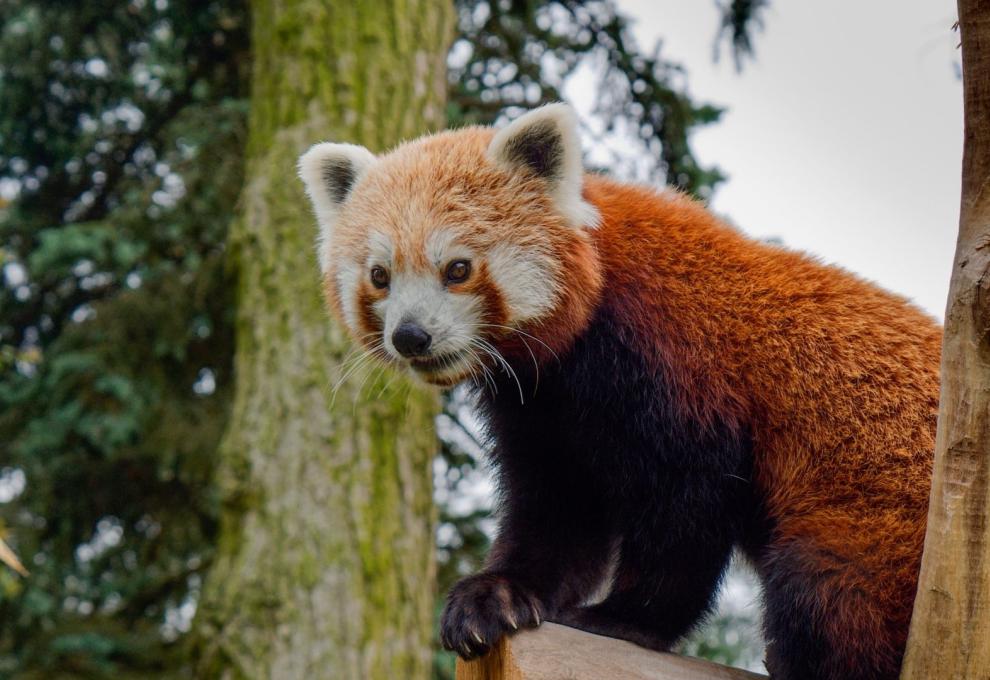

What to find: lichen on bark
left=191, top=1, right=454, bottom=678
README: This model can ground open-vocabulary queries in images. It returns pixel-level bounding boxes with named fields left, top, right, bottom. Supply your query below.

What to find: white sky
left=584, top=0, right=963, bottom=319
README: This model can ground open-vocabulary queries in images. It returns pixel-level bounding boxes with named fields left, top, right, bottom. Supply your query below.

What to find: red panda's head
left=298, top=104, right=603, bottom=387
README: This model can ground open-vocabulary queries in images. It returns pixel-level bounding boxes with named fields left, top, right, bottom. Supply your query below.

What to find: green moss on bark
left=191, top=1, right=453, bottom=678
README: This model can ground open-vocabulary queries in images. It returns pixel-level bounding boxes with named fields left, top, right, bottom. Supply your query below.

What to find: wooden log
left=455, top=623, right=766, bottom=680
left=899, top=2, right=990, bottom=678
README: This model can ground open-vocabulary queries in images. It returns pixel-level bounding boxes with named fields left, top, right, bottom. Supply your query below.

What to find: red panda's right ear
left=487, top=103, right=599, bottom=230
left=298, top=142, right=378, bottom=272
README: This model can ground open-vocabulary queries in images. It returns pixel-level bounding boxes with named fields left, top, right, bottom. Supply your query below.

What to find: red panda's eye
left=370, top=266, right=390, bottom=289
left=445, top=260, right=471, bottom=284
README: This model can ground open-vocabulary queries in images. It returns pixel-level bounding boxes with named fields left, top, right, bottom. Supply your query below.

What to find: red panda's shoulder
left=581, top=174, right=754, bottom=261
left=577, top=173, right=942, bottom=437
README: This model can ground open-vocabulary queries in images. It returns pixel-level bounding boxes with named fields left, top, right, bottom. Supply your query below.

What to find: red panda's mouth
left=408, top=351, right=468, bottom=374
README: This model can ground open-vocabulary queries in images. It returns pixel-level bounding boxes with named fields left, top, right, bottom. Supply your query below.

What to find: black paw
left=439, top=572, right=544, bottom=660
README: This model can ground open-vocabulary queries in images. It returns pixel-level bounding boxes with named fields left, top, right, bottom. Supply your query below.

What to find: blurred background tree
left=189, top=1, right=450, bottom=678
left=0, top=0, right=766, bottom=678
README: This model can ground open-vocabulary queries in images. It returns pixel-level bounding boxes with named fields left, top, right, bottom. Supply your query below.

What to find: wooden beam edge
left=455, top=622, right=766, bottom=680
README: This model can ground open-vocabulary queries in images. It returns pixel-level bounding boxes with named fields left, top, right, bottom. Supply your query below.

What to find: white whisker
left=461, top=344, right=497, bottom=398
left=352, top=361, right=388, bottom=414
left=330, top=339, right=388, bottom=407
left=473, top=337, right=524, bottom=404
left=477, top=323, right=559, bottom=364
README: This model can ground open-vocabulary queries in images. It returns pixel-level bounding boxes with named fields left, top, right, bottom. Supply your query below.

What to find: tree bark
left=900, top=3, right=990, bottom=678
left=192, top=2, right=453, bottom=678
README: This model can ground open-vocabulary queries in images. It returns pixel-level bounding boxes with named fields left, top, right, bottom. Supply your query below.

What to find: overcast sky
left=581, top=0, right=962, bottom=319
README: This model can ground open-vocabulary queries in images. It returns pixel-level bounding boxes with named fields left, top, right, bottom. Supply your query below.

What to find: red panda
left=298, top=104, right=940, bottom=680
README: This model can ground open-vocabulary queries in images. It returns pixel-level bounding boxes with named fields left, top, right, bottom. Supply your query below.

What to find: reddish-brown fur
left=577, top=178, right=940, bottom=673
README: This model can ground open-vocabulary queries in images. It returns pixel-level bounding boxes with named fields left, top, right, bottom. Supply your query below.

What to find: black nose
left=392, top=321, right=432, bottom=358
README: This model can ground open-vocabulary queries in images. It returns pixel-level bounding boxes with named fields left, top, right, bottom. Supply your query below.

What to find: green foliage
left=0, top=0, right=762, bottom=676
left=0, top=0, right=248, bottom=675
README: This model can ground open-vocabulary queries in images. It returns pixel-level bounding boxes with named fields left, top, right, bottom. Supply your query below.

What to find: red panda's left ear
left=298, top=142, right=378, bottom=272
left=486, top=103, right=599, bottom=229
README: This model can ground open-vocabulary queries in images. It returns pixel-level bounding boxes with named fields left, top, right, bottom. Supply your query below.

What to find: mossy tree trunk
left=901, top=2, right=990, bottom=678
left=192, top=1, right=453, bottom=678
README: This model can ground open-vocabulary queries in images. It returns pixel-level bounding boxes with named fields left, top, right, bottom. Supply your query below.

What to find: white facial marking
left=426, top=228, right=472, bottom=267
left=335, top=260, right=361, bottom=332
left=486, top=242, right=557, bottom=323
left=367, top=230, right=394, bottom=266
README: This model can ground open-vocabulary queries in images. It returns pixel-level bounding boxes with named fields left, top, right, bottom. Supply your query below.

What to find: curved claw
left=440, top=572, right=545, bottom=661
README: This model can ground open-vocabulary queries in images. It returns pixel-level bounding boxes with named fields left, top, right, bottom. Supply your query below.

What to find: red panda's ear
left=486, top=103, right=599, bottom=229
left=298, top=142, right=378, bottom=272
